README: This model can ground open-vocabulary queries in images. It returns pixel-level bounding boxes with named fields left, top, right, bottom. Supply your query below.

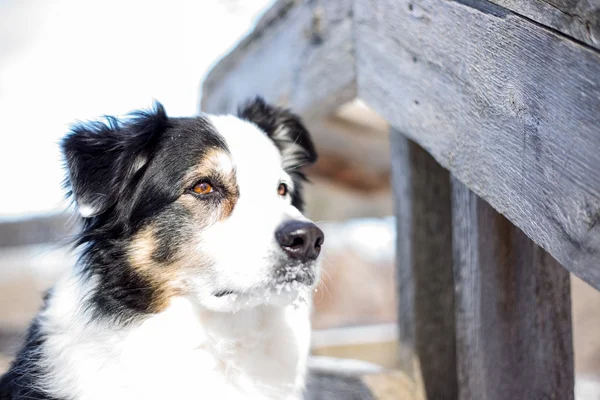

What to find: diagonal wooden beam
left=201, top=0, right=356, bottom=120
left=355, top=0, right=600, bottom=290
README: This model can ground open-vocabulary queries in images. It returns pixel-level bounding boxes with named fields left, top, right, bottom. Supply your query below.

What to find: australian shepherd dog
left=0, top=98, right=323, bottom=400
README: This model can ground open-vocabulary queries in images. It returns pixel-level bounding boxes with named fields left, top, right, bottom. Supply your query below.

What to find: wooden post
left=451, top=176, right=574, bottom=400
left=391, top=130, right=457, bottom=399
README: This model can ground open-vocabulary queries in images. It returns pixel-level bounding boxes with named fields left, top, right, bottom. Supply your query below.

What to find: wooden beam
left=308, top=152, right=391, bottom=193
left=489, top=0, right=600, bottom=51
left=201, top=0, right=356, bottom=120
left=304, top=114, right=391, bottom=193
left=0, top=214, right=77, bottom=248
left=305, top=356, right=423, bottom=400
left=391, top=131, right=457, bottom=399
left=305, top=371, right=376, bottom=400
left=355, top=0, right=600, bottom=289
left=451, top=177, right=574, bottom=400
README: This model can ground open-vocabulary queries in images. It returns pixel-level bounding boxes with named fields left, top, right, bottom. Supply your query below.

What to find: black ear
left=238, top=97, right=317, bottom=170
left=62, top=102, right=170, bottom=218
left=238, top=97, right=317, bottom=211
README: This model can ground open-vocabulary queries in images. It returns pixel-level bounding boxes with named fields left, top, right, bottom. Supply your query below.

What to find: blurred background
left=0, top=0, right=599, bottom=398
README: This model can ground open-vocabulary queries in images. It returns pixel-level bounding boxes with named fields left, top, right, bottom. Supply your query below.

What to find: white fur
left=77, top=204, right=97, bottom=218
left=190, top=115, right=311, bottom=314
left=38, top=273, right=312, bottom=400
left=35, top=115, right=319, bottom=400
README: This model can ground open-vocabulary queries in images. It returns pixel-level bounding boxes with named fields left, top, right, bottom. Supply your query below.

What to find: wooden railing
left=201, top=0, right=600, bottom=398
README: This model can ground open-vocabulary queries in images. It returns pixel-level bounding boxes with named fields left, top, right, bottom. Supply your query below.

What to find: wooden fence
left=202, top=0, right=600, bottom=398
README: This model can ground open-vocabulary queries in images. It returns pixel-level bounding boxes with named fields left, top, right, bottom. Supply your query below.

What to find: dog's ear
left=238, top=97, right=317, bottom=211
left=237, top=97, right=317, bottom=171
left=62, top=102, right=170, bottom=218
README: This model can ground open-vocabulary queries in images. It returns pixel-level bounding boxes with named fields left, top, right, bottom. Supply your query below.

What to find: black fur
left=63, top=103, right=171, bottom=219
left=66, top=108, right=229, bottom=323
left=238, top=97, right=317, bottom=211
left=0, top=295, right=61, bottom=400
left=150, top=203, right=193, bottom=264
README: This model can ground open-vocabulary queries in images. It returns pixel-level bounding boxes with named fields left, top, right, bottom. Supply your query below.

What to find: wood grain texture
left=391, top=131, right=457, bottom=399
left=490, top=0, right=600, bottom=50
left=201, top=0, right=356, bottom=120
left=451, top=177, right=574, bottom=400
left=355, top=0, right=600, bottom=289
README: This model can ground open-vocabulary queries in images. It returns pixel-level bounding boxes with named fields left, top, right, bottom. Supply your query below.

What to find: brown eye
left=192, top=181, right=213, bottom=195
left=278, top=183, right=288, bottom=196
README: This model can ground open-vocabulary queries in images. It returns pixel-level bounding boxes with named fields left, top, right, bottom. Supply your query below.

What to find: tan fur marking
left=220, top=175, right=239, bottom=220
left=128, top=227, right=156, bottom=273
left=184, top=148, right=239, bottom=221
left=184, top=148, right=233, bottom=186
left=128, top=226, right=184, bottom=313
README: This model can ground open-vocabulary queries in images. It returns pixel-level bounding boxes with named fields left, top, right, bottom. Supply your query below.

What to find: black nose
left=276, top=221, right=324, bottom=261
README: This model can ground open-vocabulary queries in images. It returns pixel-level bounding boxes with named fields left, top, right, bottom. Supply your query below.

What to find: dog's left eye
left=278, top=183, right=288, bottom=197
left=192, top=181, right=214, bottom=195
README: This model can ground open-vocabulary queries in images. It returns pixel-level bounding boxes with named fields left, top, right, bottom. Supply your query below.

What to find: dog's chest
left=42, top=298, right=310, bottom=400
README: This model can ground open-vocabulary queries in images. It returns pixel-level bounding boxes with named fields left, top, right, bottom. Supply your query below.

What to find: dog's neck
left=34, top=272, right=311, bottom=400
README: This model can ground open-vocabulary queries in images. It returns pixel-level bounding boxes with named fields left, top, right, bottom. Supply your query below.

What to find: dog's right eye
left=191, top=181, right=213, bottom=195
left=278, top=183, right=289, bottom=197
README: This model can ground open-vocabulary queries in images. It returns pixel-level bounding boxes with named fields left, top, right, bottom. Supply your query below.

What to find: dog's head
left=62, top=98, right=323, bottom=317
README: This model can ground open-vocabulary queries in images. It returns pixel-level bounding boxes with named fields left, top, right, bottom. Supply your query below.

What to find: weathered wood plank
left=451, top=177, right=574, bottom=400
left=305, top=371, right=375, bottom=400
left=391, top=131, right=456, bottom=399
left=201, top=0, right=356, bottom=120
left=355, top=0, right=600, bottom=289
left=0, top=213, right=77, bottom=248
left=489, top=0, right=600, bottom=50
left=305, top=357, right=421, bottom=400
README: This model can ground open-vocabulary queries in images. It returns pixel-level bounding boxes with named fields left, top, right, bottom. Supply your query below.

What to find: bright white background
left=0, top=0, right=272, bottom=218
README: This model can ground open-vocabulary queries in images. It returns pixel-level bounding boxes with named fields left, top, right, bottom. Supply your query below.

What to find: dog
left=0, top=98, right=323, bottom=400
